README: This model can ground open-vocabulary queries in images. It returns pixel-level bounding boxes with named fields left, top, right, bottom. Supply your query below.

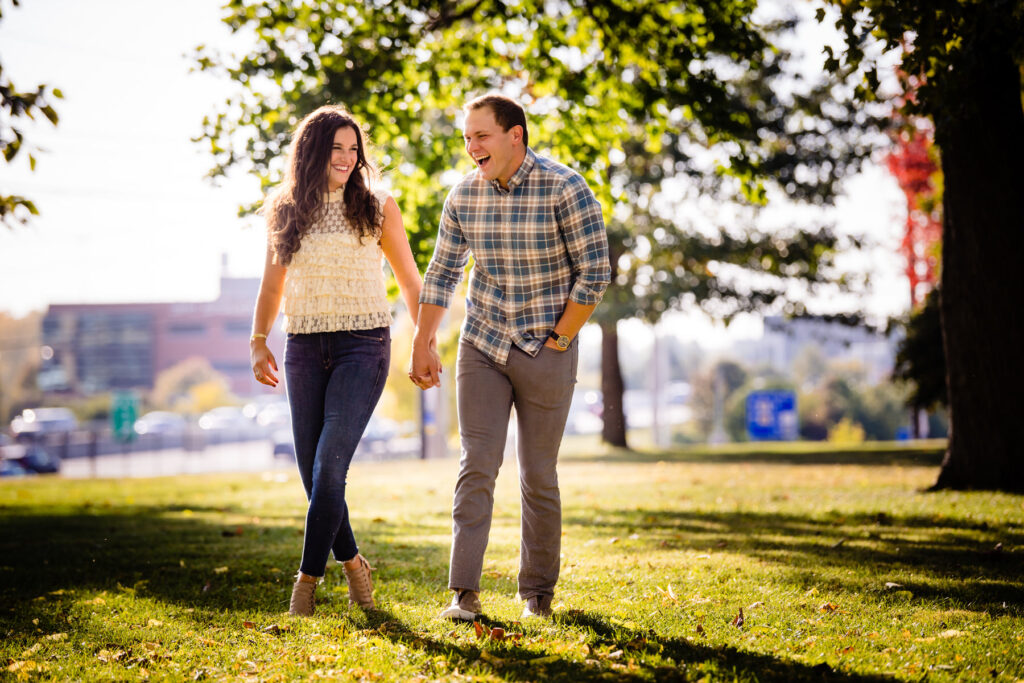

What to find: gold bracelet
left=250, top=333, right=268, bottom=342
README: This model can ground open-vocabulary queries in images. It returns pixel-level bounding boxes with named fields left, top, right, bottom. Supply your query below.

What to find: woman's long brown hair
left=264, top=106, right=382, bottom=266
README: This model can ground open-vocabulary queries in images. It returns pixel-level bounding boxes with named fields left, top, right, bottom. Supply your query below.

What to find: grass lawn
left=2, top=438, right=1022, bottom=682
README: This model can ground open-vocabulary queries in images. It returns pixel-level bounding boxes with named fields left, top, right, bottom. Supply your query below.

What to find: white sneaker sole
left=439, top=605, right=478, bottom=621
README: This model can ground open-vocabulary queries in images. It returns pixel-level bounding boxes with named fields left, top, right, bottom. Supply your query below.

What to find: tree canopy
left=0, top=0, right=62, bottom=227
left=198, top=0, right=879, bottom=277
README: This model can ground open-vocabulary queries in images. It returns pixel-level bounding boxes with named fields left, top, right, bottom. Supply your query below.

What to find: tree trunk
left=600, top=319, right=628, bottom=448
left=931, top=43, right=1024, bottom=491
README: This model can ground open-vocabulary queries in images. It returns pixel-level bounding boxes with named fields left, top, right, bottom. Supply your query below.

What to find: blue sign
left=746, top=390, right=798, bottom=441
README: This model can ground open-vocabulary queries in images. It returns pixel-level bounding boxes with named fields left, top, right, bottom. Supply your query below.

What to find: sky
left=0, top=0, right=909, bottom=347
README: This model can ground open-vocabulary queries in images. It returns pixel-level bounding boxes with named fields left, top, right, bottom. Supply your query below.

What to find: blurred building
left=736, top=315, right=899, bottom=384
left=40, top=269, right=281, bottom=397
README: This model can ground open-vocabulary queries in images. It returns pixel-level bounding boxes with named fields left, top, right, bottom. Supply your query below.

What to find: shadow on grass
left=0, top=499, right=983, bottom=681
left=564, top=507, right=1024, bottom=614
left=360, top=606, right=898, bottom=682
left=565, top=443, right=946, bottom=467
left=0, top=505, right=450, bottom=625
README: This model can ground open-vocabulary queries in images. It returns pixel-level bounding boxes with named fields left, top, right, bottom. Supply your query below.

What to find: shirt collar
left=490, top=147, right=536, bottom=193
left=324, top=186, right=345, bottom=203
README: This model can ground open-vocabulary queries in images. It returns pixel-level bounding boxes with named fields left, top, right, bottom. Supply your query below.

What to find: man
left=409, top=94, right=610, bottom=621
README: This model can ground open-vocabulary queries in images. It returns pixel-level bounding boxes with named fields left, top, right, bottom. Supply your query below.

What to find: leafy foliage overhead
left=0, top=0, right=62, bottom=227
left=197, top=0, right=883, bottom=323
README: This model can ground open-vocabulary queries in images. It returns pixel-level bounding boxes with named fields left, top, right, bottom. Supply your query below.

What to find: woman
left=249, top=105, right=424, bottom=616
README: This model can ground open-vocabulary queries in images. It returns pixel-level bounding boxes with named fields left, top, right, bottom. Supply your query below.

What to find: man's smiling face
left=463, top=106, right=524, bottom=188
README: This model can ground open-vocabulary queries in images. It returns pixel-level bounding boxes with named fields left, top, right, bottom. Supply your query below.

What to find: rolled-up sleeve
left=556, top=174, right=611, bottom=305
left=420, top=193, right=469, bottom=309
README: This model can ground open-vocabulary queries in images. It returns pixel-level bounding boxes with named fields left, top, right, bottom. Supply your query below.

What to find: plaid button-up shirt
left=421, top=148, right=611, bottom=365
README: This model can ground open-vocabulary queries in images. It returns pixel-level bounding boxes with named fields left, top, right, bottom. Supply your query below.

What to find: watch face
left=556, top=335, right=570, bottom=350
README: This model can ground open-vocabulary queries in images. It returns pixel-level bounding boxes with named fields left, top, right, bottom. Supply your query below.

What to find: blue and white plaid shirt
left=421, top=148, right=611, bottom=365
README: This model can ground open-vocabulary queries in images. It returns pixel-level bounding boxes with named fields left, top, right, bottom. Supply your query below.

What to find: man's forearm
left=553, top=301, right=598, bottom=340
left=414, top=303, right=448, bottom=346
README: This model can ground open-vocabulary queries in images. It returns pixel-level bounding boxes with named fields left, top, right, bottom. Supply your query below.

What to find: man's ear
left=512, top=125, right=524, bottom=144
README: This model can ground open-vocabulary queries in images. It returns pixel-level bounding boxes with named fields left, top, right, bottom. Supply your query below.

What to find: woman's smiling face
left=328, top=125, right=358, bottom=191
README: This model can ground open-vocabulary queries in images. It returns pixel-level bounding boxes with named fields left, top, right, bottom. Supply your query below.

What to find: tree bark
left=600, top=319, right=628, bottom=448
left=931, top=43, right=1024, bottom=491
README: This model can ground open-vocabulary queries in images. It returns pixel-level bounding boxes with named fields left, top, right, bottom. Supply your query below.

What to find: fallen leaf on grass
left=490, top=627, right=505, bottom=641
left=831, top=538, right=847, bottom=549
left=473, top=621, right=484, bottom=638
left=309, top=655, right=337, bottom=664
left=8, top=661, right=49, bottom=674
left=938, top=629, right=966, bottom=638
left=819, top=602, right=839, bottom=613
left=655, top=584, right=678, bottom=603
left=19, top=643, right=41, bottom=657
left=97, top=649, right=128, bottom=663
left=213, top=566, right=229, bottom=574
left=695, top=624, right=706, bottom=637
left=884, top=582, right=903, bottom=589
left=529, top=654, right=560, bottom=665
left=746, top=601, right=764, bottom=611
left=242, top=621, right=255, bottom=630
left=147, top=619, right=163, bottom=627
left=262, top=624, right=281, bottom=635
left=731, top=607, right=745, bottom=628
left=603, top=650, right=624, bottom=659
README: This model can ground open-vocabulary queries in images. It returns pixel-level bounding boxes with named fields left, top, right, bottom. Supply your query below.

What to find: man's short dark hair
left=465, top=94, right=529, bottom=148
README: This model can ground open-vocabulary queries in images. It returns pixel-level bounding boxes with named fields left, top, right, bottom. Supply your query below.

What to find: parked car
left=271, top=428, right=296, bottom=461
left=10, top=407, right=78, bottom=438
left=0, top=434, right=58, bottom=474
left=0, top=458, right=30, bottom=477
left=198, top=406, right=254, bottom=432
left=133, top=411, right=188, bottom=436
left=255, top=401, right=292, bottom=430
left=357, top=416, right=398, bottom=455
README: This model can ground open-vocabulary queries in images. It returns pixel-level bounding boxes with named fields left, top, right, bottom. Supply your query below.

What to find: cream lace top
left=280, top=187, right=393, bottom=334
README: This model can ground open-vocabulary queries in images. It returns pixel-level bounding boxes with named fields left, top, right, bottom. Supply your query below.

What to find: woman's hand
left=250, top=339, right=280, bottom=387
left=409, top=334, right=442, bottom=389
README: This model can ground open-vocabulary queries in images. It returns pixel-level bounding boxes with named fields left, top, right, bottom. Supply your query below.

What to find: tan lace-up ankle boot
left=288, top=573, right=318, bottom=616
left=343, top=554, right=375, bottom=609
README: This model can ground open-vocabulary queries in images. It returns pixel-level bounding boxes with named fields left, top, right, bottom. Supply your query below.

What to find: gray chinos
left=448, top=339, right=578, bottom=601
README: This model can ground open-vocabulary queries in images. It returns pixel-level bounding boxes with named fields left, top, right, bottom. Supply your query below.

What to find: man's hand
left=409, top=336, right=442, bottom=389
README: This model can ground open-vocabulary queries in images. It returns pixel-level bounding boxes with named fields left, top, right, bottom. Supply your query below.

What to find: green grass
left=2, top=438, right=1022, bottom=682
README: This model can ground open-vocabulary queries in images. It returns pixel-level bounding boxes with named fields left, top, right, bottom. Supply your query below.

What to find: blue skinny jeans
left=284, top=327, right=390, bottom=577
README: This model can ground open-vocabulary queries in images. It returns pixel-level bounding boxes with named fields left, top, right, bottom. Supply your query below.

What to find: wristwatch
left=548, top=330, right=571, bottom=351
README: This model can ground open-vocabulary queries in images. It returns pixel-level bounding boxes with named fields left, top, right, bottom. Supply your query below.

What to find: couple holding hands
left=249, top=94, right=610, bottom=622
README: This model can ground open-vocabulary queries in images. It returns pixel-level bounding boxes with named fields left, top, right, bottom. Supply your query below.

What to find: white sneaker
left=438, top=590, right=482, bottom=621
